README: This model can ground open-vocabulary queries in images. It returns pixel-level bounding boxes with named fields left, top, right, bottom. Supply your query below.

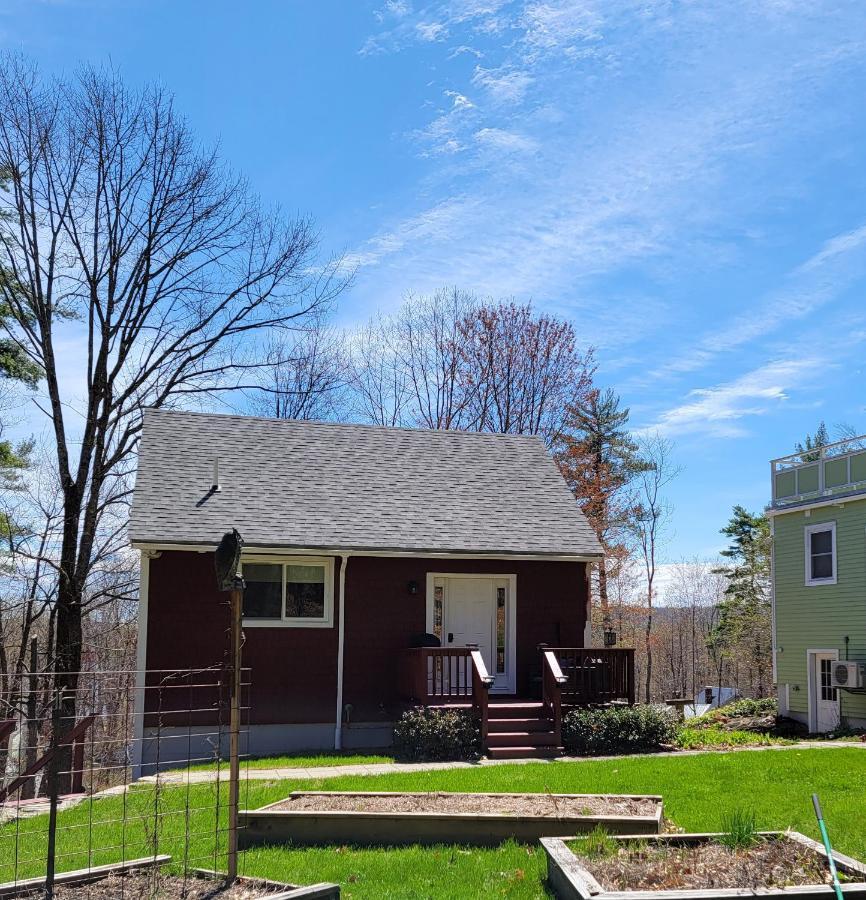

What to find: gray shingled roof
left=129, top=409, right=602, bottom=558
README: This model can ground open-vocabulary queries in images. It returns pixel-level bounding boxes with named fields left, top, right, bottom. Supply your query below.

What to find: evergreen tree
left=796, top=421, right=829, bottom=462
left=709, top=505, right=772, bottom=696
left=556, top=388, right=645, bottom=618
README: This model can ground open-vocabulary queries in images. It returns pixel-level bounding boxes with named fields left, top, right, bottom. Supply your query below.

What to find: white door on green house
left=812, top=652, right=840, bottom=733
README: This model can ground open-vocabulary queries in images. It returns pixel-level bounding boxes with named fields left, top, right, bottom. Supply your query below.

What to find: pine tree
left=556, top=388, right=645, bottom=620
left=796, top=421, right=829, bottom=462
left=709, top=506, right=772, bottom=697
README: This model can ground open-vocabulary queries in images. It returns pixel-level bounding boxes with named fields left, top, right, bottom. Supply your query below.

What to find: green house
left=770, top=436, right=866, bottom=733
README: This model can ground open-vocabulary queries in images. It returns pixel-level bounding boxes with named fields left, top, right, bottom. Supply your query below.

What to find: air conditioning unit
left=830, top=661, right=865, bottom=690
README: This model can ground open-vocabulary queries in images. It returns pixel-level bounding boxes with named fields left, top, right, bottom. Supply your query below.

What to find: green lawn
left=1, top=748, right=864, bottom=899
left=184, top=751, right=395, bottom=772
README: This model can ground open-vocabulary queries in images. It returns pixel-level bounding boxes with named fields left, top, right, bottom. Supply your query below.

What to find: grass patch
left=184, top=751, right=395, bottom=772
left=2, top=747, right=864, bottom=898
left=676, top=727, right=793, bottom=750
left=719, top=807, right=759, bottom=850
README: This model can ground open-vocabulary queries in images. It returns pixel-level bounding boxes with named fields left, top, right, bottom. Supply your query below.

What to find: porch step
left=486, top=730, right=560, bottom=747
left=487, top=702, right=545, bottom=717
left=487, top=717, right=552, bottom=733
left=487, top=745, right=563, bottom=760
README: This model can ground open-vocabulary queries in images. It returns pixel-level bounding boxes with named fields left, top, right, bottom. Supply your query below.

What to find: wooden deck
left=398, top=646, right=635, bottom=758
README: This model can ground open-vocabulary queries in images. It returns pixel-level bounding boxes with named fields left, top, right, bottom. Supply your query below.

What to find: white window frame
left=804, top=522, right=837, bottom=586
left=241, top=555, right=334, bottom=628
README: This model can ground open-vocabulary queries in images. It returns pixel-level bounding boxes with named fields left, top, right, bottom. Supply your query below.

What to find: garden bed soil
left=575, top=836, right=843, bottom=891
left=239, top=791, right=663, bottom=848
left=1, top=858, right=339, bottom=900
left=19, top=872, right=291, bottom=898
left=542, top=832, right=866, bottom=900
left=273, top=791, right=657, bottom=817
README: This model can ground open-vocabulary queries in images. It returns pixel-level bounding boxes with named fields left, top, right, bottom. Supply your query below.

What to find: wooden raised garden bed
left=542, top=831, right=866, bottom=900
left=239, top=791, right=663, bottom=848
left=0, top=857, right=340, bottom=899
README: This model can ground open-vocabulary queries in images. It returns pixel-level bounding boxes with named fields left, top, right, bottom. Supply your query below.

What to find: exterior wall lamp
left=407, top=580, right=419, bottom=595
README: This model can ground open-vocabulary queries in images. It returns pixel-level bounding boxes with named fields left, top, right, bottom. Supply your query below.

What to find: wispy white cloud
left=473, top=127, right=537, bottom=152
left=648, top=358, right=822, bottom=439
left=646, top=220, right=866, bottom=382
left=416, top=20, right=447, bottom=41
left=471, top=65, right=534, bottom=103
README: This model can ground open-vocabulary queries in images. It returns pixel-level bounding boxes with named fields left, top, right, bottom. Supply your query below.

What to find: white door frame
left=426, top=573, right=517, bottom=694
left=806, top=648, right=840, bottom=733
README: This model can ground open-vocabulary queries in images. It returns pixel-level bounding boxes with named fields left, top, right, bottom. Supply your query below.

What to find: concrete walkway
left=136, top=738, right=866, bottom=786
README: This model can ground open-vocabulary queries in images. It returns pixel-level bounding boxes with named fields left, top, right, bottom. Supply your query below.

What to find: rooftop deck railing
left=771, top=434, right=866, bottom=508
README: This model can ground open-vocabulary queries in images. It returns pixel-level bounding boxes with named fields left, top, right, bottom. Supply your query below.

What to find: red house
left=130, top=409, right=634, bottom=767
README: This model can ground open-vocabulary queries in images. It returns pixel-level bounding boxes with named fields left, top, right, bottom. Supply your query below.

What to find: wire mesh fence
left=0, top=666, right=252, bottom=897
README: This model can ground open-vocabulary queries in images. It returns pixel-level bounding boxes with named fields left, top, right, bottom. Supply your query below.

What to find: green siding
left=773, top=498, right=866, bottom=724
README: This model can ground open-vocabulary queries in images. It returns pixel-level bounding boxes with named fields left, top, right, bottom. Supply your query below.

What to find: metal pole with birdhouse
left=215, top=528, right=245, bottom=882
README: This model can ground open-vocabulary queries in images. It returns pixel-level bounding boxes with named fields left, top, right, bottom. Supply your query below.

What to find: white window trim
left=804, top=521, right=837, bottom=586
left=241, top=554, right=334, bottom=628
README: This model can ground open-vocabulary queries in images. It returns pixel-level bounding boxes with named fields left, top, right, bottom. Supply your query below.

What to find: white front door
left=812, top=652, right=840, bottom=733
left=436, top=575, right=514, bottom=693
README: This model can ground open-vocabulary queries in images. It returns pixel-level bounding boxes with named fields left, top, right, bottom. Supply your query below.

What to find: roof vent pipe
left=212, top=457, right=221, bottom=492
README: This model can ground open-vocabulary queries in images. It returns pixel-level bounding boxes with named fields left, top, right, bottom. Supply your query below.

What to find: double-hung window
left=804, top=522, right=836, bottom=586
left=241, top=556, right=334, bottom=627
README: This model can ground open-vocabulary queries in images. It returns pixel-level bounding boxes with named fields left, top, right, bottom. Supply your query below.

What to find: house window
left=496, top=586, right=506, bottom=674
left=804, top=523, right=837, bottom=586
left=242, top=556, right=334, bottom=627
left=433, top=585, right=443, bottom=642
left=819, top=658, right=837, bottom=702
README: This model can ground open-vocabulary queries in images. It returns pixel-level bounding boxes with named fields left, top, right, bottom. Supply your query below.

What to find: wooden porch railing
left=545, top=647, right=636, bottom=706
left=398, top=646, right=494, bottom=739
left=541, top=650, right=568, bottom=746
left=0, top=714, right=96, bottom=804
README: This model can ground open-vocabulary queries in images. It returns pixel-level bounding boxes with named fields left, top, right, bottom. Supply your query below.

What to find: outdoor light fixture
left=602, top=618, right=617, bottom=647
left=407, top=580, right=419, bottom=595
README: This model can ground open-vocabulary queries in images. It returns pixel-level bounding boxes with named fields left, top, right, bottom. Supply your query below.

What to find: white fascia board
left=129, top=541, right=601, bottom=563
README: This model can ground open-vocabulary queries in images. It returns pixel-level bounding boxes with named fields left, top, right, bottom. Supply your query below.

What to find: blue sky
left=3, top=0, right=866, bottom=563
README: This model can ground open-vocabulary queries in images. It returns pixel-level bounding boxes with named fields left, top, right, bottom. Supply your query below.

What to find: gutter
left=334, top=554, right=349, bottom=751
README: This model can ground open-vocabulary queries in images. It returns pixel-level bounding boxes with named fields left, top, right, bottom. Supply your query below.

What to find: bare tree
left=627, top=433, right=679, bottom=703
left=399, top=288, right=477, bottom=430
left=347, top=313, right=410, bottom=427
left=462, top=300, right=594, bottom=446
left=0, top=57, right=345, bottom=728
left=248, top=320, right=347, bottom=421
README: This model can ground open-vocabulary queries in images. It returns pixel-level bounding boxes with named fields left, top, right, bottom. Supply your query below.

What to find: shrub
left=562, top=704, right=678, bottom=756
left=719, top=697, right=777, bottom=718
left=676, top=727, right=789, bottom=750
left=393, top=706, right=481, bottom=761
left=688, top=696, right=778, bottom=730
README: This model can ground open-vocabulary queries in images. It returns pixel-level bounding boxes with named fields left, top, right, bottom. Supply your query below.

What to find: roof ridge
left=142, top=407, right=547, bottom=443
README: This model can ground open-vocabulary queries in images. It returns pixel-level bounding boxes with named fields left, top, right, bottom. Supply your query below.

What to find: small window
left=242, top=557, right=333, bottom=627
left=805, top=523, right=837, bottom=586
left=496, top=586, right=506, bottom=674
left=819, top=658, right=837, bottom=702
